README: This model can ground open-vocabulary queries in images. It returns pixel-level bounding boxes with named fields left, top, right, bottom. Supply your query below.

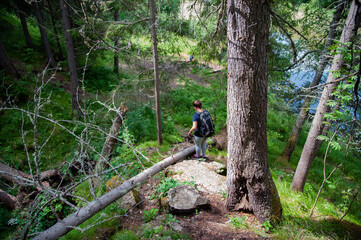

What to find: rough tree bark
left=33, top=146, right=195, bottom=240
left=114, top=9, right=119, bottom=74
left=0, top=189, right=17, bottom=210
left=278, top=0, right=346, bottom=162
left=150, top=0, right=163, bottom=145
left=33, top=1, right=56, bottom=67
left=0, top=163, right=31, bottom=185
left=226, top=0, right=282, bottom=223
left=59, top=0, right=82, bottom=118
left=292, top=0, right=361, bottom=192
left=17, top=0, right=33, bottom=49
left=0, top=40, right=20, bottom=78
left=95, top=103, right=128, bottom=174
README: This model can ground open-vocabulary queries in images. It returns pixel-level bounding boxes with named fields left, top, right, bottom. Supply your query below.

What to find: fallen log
left=0, top=163, right=31, bottom=185
left=0, top=188, right=17, bottom=209
left=34, top=146, right=195, bottom=240
left=95, top=102, right=127, bottom=174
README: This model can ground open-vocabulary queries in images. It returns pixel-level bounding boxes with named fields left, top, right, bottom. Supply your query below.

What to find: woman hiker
left=187, top=100, right=214, bottom=159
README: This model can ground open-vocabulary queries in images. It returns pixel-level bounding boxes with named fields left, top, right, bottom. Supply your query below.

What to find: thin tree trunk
left=33, top=146, right=195, bottom=240
left=226, top=0, right=282, bottom=223
left=17, top=0, right=33, bottom=49
left=291, top=0, right=361, bottom=192
left=46, top=0, right=64, bottom=60
left=95, top=103, right=128, bottom=174
left=59, top=0, right=82, bottom=118
left=0, top=40, right=20, bottom=78
left=33, top=1, right=56, bottom=67
left=114, top=9, right=119, bottom=74
left=278, top=0, right=346, bottom=162
left=150, top=0, right=162, bottom=145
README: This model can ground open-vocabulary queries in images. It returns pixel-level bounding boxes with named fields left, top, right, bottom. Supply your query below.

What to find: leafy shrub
left=227, top=215, right=249, bottom=229
left=84, top=66, right=121, bottom=92
left=152, top=177, right=180, bottom=199
left=163, top=72, right=227, bottom=133
left=142, top=208, right=159, bottom=222
left=122, top=104, right=180, bottom=144
left=150, top=177, right=196, bottom=200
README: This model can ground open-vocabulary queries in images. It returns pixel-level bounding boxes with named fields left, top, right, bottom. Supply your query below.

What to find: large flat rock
left=166, top=160, right=226, bottom=194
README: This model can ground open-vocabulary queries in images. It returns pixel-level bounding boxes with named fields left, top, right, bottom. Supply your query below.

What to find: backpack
left=196, top=110, right=215, bottom=137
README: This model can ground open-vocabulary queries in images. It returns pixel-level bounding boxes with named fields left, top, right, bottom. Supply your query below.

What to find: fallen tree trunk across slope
left=0, top=188, right=17, bottom=209
left=34, top=146, right=195, bottom=240
left=0, top=163, right=32, bottom=185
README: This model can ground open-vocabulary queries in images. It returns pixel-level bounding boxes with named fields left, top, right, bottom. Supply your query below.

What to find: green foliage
left=84, top=66, right=121, bottom=92
left=142, top=208, right=159, bottom=222
left=150, top=177, right=196, bottom=200
left=262, top=220, right=273, bottom=232
left=111, top=229, right=139, bottom=240
left=121, top=104, right=181, bottom=144
left=62, top=201, right=126, bottom=240
left=227, top=215, right=249, bottom=229
left=162, top=214, right=179, bottom=226
left=141, top=223, right=190, bottom=240
left=10, top=196, right=74, bottom=236
left=111, top=144, right=151, bottom=179
left=111, top=229, right=140, bottom=240
left=164, top=69, right=227, bottom=132
left=142, top=225, right=163, bottom=239
left=152, top=177, right=180, bottom=199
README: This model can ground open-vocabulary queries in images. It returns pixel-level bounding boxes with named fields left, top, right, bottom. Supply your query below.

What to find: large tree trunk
left=59, top=0, right=82, bottom=118
left=150, top=0, right=163, bottom=145
left=17, top=0, right=33, bottom=49
left=33, top=1, right=56, bottom=67
left=46, top=0, right=64, bottom=60
left=33, top=146, right=195, bottom=240
left=292, top=0, right=361, bottom=192
left=114, top=9, right=119, bottom=74
left=278, top=0, right=346, bottom=162
left=95, top=103, right=128, bottom=174
left=226, top=0, right=282, bottom=223
left=0, top=40, right=20, bottom=78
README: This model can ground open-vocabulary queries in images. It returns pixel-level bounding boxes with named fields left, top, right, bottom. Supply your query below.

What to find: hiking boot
left=192, top=154, right=199, bottom=159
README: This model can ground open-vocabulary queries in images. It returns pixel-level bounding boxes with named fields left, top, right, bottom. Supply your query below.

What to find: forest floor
left=114, top=143, right=269, bottom=240
left=96, top=132, right=268, bottom=239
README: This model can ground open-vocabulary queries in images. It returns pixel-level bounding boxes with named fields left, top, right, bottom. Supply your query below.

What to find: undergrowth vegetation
left=0, top=5, right=360, bottom=240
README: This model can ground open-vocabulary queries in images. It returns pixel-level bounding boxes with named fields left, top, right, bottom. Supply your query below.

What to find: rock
left=168, top=185, right=210, bottom=213
left=166, top=160, right=226, bottom=194
left=203, top=161, right=227, bottom=176
left=169, top=221, right=183, bottom=232
left=105, top=175, right=142, bottom=210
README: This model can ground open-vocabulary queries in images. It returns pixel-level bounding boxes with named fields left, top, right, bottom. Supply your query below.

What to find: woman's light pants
left=194, top=135, right=207, bottom=158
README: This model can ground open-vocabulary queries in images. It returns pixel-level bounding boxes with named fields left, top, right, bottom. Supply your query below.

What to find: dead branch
left=309, top=131, right=352, bottom=217
left=0, top=163, right=31, bottom=185
left=272, top=14, right=298, bottom=63
left=269, top=9, right=308, bottom=41
left=95, top=102, right=128, bottom=173
left=33, top=146, right=196, bottom=240
left=272, top=50, right=319, bottom=72
left=302, top=72, right=358, bottom=91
